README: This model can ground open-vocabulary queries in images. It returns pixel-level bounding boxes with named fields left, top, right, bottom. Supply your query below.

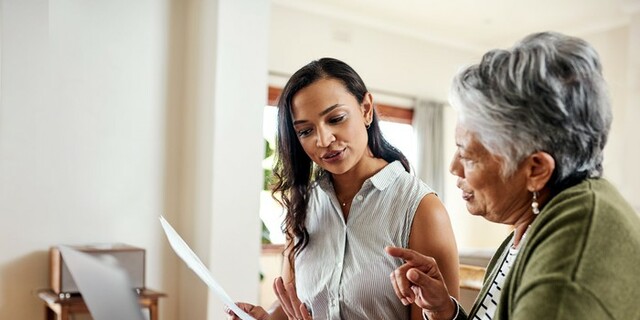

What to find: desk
left=37, top=288, right=166, bottom=320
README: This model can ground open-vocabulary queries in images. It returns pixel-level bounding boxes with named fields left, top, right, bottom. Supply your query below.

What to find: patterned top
left=473, top=243, right=519, bottom=320
left=295, top=161, right=434, bottom=319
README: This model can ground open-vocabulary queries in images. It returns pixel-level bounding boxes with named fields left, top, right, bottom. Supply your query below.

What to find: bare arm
left=407, top=193, right=460, bottom=320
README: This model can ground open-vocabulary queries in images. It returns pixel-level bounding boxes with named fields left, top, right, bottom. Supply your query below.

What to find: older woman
left=387, top=32, right=640, bottom=320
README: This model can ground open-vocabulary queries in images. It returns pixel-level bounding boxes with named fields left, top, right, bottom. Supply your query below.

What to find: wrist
left=421, top=296, right=459, bottom=320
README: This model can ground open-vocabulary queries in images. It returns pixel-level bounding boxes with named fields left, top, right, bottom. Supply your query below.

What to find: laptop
left=58, top=245, right=146, bottom=320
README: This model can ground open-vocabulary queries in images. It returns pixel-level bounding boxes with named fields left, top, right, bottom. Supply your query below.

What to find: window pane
left=261, top=106, right=284, bottom=244
left=379, top=121, right=417, bottom=168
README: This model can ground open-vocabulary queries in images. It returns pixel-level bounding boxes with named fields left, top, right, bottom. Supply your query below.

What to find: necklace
left=337, top=194, right=353, bottom=207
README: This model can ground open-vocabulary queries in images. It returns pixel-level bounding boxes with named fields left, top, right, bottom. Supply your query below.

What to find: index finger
left=274, top=277, right=295, bottom=317
left=385, top=246, right=430, bottom=265
left=285, top=281, right=304, bottom=320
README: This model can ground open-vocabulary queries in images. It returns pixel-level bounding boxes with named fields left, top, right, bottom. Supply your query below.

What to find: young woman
left=227, top=58, right=459, bottom=320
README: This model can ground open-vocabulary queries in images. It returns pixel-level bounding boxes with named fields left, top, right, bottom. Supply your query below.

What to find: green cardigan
left=459, top=178, right=640, bottom=320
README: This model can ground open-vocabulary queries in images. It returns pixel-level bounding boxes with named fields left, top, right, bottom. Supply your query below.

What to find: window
left=378, top=121, right=416, bottom=168
left=260, top=106, right=285, bottom=244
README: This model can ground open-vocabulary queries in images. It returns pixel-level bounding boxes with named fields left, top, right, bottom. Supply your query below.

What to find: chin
left=327, top=168, right=350, bottom=176
left=465, top=205, right=484, bottom=217
left=320, top=161, right=353, bottom=176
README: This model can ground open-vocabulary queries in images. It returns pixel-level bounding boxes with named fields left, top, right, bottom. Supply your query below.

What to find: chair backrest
left=458, top=264, right=486, bottom=310
left=459, top=264, right=485, bottom=291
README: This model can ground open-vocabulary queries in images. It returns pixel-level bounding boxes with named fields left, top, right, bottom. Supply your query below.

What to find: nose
left=449, top=151, right=464, bottom=178
left=316, top=125, right=335, bottom=147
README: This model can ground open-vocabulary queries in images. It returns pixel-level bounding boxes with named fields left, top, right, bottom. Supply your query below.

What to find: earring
left=365, top=122, right=371, bottom=129
left=531, top=191, right=540, bottom=215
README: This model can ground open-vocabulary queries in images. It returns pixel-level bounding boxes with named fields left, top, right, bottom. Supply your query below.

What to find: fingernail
left=411, top=286, right=420, bottom=296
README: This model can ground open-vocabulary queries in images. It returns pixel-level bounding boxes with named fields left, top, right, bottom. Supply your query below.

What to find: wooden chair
left=459, top=264, right=485, bottom=290
left=458, top=264, right=486, bottom=310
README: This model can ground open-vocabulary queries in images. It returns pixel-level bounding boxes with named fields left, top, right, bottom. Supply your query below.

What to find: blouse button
left=356, top=195, right=364, bottom=201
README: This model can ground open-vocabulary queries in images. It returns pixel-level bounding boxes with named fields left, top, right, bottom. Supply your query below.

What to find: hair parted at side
left=449, top=31, right=612, bottom=191
left=271, top=57, right=409, bottom=268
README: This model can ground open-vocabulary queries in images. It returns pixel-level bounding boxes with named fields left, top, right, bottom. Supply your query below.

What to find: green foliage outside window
left=261, top=139, right=275, bottom=244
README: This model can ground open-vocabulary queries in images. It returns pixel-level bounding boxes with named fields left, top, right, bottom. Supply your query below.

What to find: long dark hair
left=272, top=57, right=410, bottom=268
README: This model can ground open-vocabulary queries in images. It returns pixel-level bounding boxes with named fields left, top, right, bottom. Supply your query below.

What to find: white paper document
left=159, top=216, right=256, bottom=320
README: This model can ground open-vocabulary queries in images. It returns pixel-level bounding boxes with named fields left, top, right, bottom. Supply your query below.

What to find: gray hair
left=450, top=31, right=612, bottom=188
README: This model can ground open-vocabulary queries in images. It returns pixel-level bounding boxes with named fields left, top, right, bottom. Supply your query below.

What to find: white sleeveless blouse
left=294, top=161, right=434, bottom=319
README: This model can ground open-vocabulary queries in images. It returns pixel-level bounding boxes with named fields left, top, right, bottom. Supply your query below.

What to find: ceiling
left=272, top=0, right=640, bottom=53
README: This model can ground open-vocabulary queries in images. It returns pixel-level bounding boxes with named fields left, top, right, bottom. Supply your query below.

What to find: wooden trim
left=267, top=86, right=413, bottom=124
left=261, top=243, right=285, bottom=255
left=459, top=264, right=486, bottom=291
left=375, top=104, right=413, bottom=124
left=268, top=86, right=281, bottom=106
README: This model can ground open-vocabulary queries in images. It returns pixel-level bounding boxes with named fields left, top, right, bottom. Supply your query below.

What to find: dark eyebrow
left=293, top=104, right=343, bottom=125
left=319, top=104, right=342, bottom=116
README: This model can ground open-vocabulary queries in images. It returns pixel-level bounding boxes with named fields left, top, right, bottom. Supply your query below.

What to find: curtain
left=412, top=100, right=445, bottom=200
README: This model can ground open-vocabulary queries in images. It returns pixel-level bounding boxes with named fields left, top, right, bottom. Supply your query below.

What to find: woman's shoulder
left=384, top=174, right=435, bottom=200
left=520, top=178, right=640, bottom=316
left=546, top=178, right=635, bottom=220
left=527, top=178, right=640, bottom=270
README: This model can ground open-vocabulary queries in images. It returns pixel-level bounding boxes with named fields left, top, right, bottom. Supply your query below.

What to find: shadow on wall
left=0, top=250, right=49, bottom=319
left=158, top=1, right=211, bottom=319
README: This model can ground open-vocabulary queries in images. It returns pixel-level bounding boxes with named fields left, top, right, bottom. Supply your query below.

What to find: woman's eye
left=297, top=128, right=312, bottom=138
left=329, top=115, right=346, bottom=124
left=458, top=152, right=474, bottom=163
left=461, top=157, right=475, bottom=166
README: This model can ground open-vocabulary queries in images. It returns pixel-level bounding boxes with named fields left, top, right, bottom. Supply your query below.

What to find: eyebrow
left=456, top=142, right=469, bottom=154
left=292, top=104, right=343, bottom=125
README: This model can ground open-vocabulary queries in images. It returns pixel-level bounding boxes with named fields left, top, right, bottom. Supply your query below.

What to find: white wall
left=0, top=0, right=269, bottom=319
left=0, top=0, right=178, bottom=319
left=269, top=5, right=479, bottom=103
left=626, top=12, right=640, bottom=211
left=181, top=0, right=268, bottom=319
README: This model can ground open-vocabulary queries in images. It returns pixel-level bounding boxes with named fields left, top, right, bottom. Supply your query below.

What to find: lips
left=461, top=190, right=473, bottom=201
left=457, top=181, right=473, bottom=201
left=321, top=148, right=345, bottom=160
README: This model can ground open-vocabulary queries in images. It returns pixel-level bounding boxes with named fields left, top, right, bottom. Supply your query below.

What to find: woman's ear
left=525, top=152, right=555, bottom=192
left=361, top=92, right=374, bottom=125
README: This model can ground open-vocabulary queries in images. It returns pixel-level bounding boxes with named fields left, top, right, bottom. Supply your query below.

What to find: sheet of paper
left=159, top=216, right=256, bottom=320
